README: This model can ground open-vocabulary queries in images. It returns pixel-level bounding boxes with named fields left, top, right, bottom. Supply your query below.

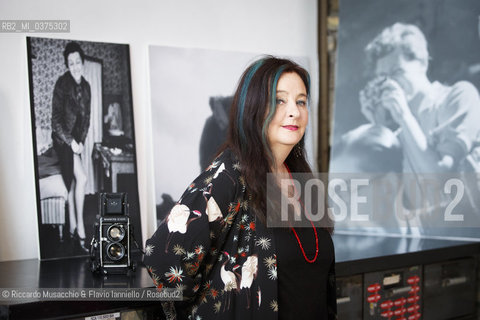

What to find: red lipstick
left=282, top=125, right=298, bottom=131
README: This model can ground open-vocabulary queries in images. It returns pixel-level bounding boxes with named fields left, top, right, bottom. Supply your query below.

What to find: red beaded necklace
left=284, top=164, right=319, bottom=264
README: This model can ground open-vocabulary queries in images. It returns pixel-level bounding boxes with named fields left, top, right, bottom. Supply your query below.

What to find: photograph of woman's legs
left=68, top=153, right=88, bottom=253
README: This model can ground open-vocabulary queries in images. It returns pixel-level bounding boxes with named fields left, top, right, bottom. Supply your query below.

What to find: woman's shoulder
left=196, top=148, right=243, bottom=193
left=55, top=72, right=70, bottom=86
left=55, top=72, right=76, bottom=90
left=177, top=148, right=244, bottom=217
left=210, top=148, right=241, bottom=173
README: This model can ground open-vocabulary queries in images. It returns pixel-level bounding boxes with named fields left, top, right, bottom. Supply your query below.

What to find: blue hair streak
left=261, top=65, right=287, bottom=154
left=237, top=59, right=265, bottom=145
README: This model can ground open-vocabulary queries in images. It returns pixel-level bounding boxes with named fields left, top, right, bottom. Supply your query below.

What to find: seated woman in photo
left=51, top=41, right=91, bottom=253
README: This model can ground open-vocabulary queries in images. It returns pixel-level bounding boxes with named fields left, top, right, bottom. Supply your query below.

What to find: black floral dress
left=144, top=149, right=336, bottom=319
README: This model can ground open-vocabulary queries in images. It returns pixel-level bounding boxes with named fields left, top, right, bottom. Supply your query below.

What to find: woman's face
left=267, top=72, right=308, bottom=152
left=67, top=51, right=84, bottom=83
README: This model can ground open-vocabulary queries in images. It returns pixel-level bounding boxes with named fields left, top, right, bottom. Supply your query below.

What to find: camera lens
left=106, top=243, right=125, bottom=260
left=107, top=225, right=125, bottom=242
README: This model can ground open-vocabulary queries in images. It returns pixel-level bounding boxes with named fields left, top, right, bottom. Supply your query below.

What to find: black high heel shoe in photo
left=73, top=229, right=89, bottom=254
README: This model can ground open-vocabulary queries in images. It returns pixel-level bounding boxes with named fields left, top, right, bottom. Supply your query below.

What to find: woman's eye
left=297, top=100, right=307, bottom=107
left=276, top=98, right=285, bottom=105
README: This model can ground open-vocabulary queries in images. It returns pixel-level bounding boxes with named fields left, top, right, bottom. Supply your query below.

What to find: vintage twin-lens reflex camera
left=90, top=192, right=135, bottom=274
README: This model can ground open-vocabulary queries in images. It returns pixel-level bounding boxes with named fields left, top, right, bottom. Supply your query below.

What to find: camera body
left=91, top=192, right=135, bottom=274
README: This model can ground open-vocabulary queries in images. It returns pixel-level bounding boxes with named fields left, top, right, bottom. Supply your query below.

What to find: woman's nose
left=287, top=101, right=300, bottom=118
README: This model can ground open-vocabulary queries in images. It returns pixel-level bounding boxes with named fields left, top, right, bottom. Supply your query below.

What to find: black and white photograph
left=148, top=46, right=311, bottom=227
left=329, top=0, right=480, bottom=239
left=27, top=37, right=142, bottom=260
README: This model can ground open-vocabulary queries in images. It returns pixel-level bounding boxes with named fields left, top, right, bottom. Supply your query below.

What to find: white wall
left=0, top=0, right=318, bottom=261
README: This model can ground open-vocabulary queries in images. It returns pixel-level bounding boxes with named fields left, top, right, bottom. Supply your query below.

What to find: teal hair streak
left=305, top=72, right=311, bottom=98
left=261, top=65, right=287, bottom=159
left=238, top=59, right=265, bottom=145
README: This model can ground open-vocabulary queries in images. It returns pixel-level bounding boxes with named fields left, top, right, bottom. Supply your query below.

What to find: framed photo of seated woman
left=26, top=36, right=142, bottom=260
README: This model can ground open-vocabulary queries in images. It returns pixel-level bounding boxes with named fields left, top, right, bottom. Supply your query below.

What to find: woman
left=51, top=41, right=91, bottom=253
left=144, top=57, right=336, bottom=319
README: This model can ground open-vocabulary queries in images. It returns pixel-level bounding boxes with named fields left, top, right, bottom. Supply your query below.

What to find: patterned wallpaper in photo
left=29, top=37, right=132, bottom=138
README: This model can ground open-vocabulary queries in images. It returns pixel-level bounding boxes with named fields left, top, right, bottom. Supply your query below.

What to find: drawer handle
left=444, top=276, right=467, bottom=287
left=336, top=296, right=351, bottom=304
left=391, top=286, right=411, bottom=295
